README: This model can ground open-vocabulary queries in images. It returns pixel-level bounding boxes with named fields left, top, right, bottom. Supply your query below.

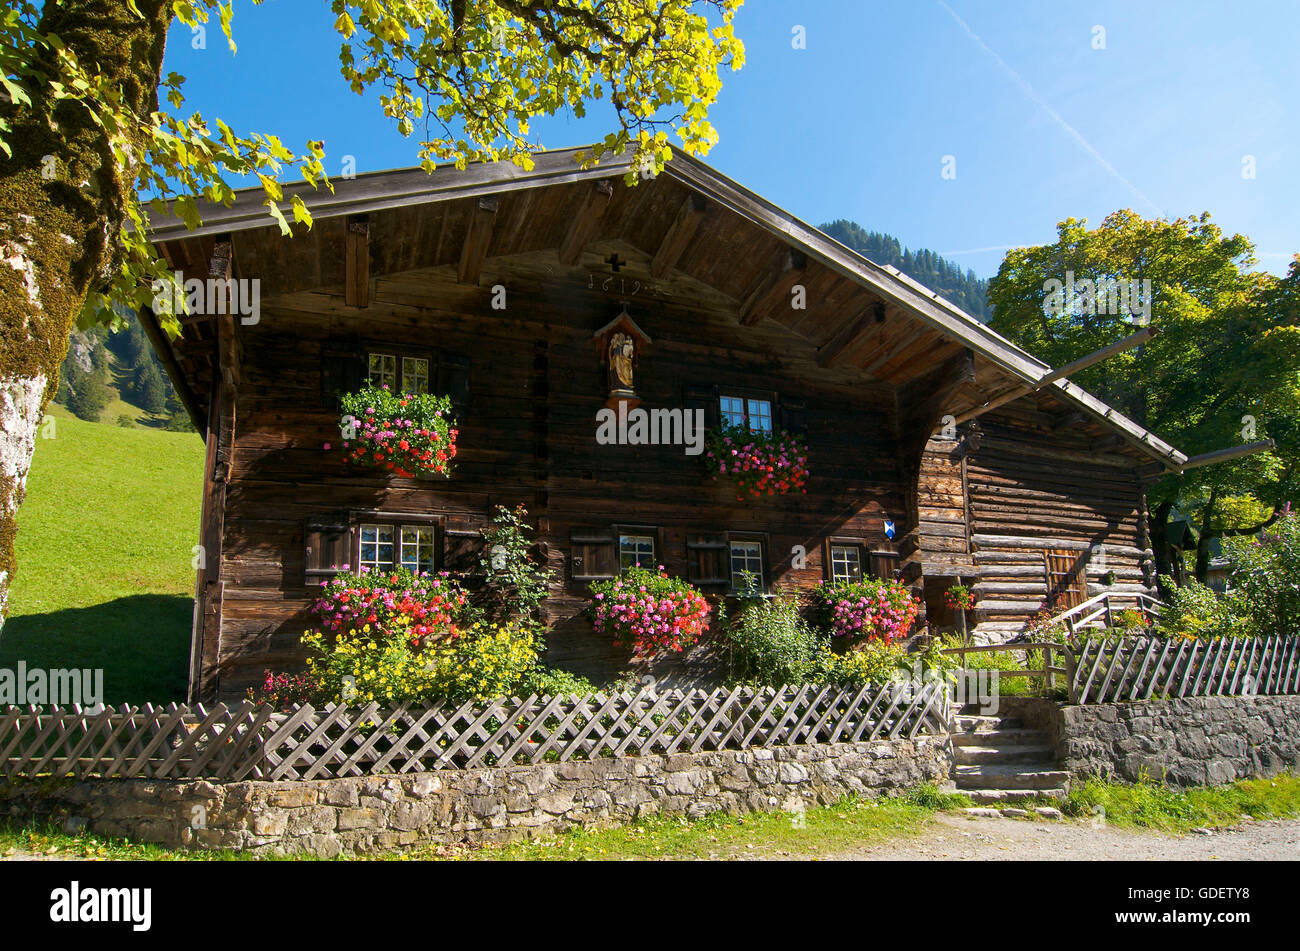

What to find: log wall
left=208, top=259, right=910, bottom=699
left=917, top=396, right=1153, bottom=642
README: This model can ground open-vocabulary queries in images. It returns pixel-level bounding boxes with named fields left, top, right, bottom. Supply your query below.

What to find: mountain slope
left=820, top=220, right=992, bottom=322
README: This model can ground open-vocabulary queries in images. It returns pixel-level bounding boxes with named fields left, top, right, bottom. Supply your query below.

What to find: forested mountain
left=820, top=219, right=992, bottom=322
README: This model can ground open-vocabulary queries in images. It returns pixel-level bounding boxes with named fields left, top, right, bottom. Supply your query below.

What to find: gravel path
left=832, top=814, right=1300, bottom=861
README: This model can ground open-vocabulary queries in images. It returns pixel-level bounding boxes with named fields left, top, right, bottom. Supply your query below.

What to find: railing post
left=1044, top=644, right=1054, bottom=692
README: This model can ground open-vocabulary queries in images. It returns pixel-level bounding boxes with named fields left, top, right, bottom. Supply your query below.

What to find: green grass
left=2, top=408, right=204, bottom=703
left=1062, top=773, right=1300, bottom=833
left=444, top=785, right=971, bottom=861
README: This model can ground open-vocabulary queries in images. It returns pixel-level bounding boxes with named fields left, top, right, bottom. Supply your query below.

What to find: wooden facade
left=144, top=148, right=1190, bottom=701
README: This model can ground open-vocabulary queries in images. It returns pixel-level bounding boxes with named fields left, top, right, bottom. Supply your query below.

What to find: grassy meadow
left=1, top=404, right=204, bottom=703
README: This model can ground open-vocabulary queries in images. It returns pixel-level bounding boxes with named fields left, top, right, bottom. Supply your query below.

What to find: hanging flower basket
left=338, top=384, right=458, bottom=478
left=944, top=583, right=975, bottom=612
left=704, top=422, right=810, bottom=499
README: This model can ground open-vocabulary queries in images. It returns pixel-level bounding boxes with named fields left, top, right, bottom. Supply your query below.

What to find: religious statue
left=608, top=332, right=636, bottom=393
left=593, top=302, right=651, bottom=409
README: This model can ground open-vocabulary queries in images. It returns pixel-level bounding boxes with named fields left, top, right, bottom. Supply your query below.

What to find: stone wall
left=1047, top=695, right=1300, bottom=787
left=0, top=737, right=951, bottom=856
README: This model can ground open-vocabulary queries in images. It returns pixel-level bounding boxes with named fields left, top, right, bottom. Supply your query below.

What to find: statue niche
left=593, top=302, right=652, bottom=409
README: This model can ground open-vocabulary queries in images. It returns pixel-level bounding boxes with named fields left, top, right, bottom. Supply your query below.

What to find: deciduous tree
left=0, top=0, right=743, bottom=625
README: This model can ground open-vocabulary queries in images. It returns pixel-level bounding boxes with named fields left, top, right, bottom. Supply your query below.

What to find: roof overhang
left=146, top=145, right=1191, bottom=469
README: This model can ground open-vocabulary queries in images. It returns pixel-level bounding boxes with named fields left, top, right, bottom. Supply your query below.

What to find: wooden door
left=1043, top=549, right=1087, bottom=610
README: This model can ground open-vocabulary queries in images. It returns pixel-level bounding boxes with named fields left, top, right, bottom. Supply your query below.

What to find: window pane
left=830, top=545, right=861, bottom=583
left=402, top=357, right=429, bottom=395
left=730, top=540, right=763, bottom=590
left=719, top=396, right=746, bottom=428
left=400, top=525, right=435, bottom=573
left=359, top=524, right=395, bottom=571
left=368, top=353, right=397, bottom=390
left=619, top=534, right=656, bottom=570
left=747, top=399, right=773, bottom=433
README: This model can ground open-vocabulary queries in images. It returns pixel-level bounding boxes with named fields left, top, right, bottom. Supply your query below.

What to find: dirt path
left=831, top=814, right=1300, bottom=861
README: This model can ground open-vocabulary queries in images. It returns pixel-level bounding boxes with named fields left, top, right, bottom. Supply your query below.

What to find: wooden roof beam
left=1034, top=326, right=1159, bottom=389
left=457, top=197, right=498, bottom=285
left=1179, top=439, right=1275, bottom=472
left=817, top=301, right=885, bottom=368
left=650, top=193, right=707, bottom=279
left=957, top=327, right=1159, bottom=424
left=740, top=248, right=807, bottom=327
left=558, top=180, right=615, bottom=266
left=345, top=215, right=370, bottom=305
left=860, top=323, right=929, bottom=377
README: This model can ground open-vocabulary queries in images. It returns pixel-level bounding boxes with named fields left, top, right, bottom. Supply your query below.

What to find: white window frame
left=368, top=353, right=398, bottom=390
left=358, top=522, right=436, bottom=574
left=729, top=539, right=765, bottom=593
left=829, top=543, right=863, bottom=583
left=619, top=534, right=657, bottom=571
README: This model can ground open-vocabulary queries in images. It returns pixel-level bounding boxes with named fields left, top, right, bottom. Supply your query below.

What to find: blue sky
left=165, top=0, right=1299, bottom=278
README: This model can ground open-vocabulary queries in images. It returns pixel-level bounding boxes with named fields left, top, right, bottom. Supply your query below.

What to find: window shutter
left=436, top=353, right=471, bottom=414
left=869, top=550, right=900, bottom=581
left=686, top=533, right=730, bottom=586
left=571, top=529, right=616, bottom=581
left=305, top=514, right=352, bottom=582
left=683, top=384, right=719, bottom=429
left=321, top=345, right=365, bottom=409
left=443, top=528, right=481, bottom=575
left=779, top=397, right=808, bottom=435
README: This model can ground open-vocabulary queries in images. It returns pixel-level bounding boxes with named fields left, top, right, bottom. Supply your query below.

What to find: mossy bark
left=0, top=1, right=171, bottom=628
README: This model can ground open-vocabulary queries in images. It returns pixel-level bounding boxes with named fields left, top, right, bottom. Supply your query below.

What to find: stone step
left=954, top=765, right=1072, bottom=790
left=961, top=787, right=1068, bottom=805
left=953, top=744, right=1056, bottom=766
left=953, top=714, right=1026, bottom=734
left=952, top=728, right=1049, bottom=748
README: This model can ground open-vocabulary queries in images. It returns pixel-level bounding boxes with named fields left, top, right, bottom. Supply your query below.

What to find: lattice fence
left=1068, top=635, right=1300, bottom=704
left=0, top=681, right=949, bottom=782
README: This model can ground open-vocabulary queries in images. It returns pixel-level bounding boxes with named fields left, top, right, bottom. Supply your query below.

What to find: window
left=368, top=353, right=397, bottom=390
left=829, top=544, right=862, bottom=582
left=368, top=352, right=431, bottom=395
left=359, top=523, right=396, bottom=571
left=729, top=539, right=764, bottom=593
left=402, top=357, right=430, bottom=395
left=399, top=525, right=436, bottom=572
left=718, top=393, right=774, bottom=432
left=720, top=395, right=746, bottom=428
left=747, top=399, right=773, bottom=433
left=359, top=522, right=436, bottom=573
left=619, top=534, right=656, bottom=570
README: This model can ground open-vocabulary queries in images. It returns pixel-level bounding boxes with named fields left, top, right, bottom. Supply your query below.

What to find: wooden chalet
left=143, top=147, right=1198, bottom=703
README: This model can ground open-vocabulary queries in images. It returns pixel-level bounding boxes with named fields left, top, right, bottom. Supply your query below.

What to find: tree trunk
left=0, top=1, right=171, bottom=629
left=1151, top=499, right=1179, bottom=598
left=1194, top=489, right=1218, bottom=585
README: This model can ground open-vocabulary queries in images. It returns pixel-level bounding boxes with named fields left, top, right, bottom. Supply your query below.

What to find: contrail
left=937, top=1, right=1165, bottom=217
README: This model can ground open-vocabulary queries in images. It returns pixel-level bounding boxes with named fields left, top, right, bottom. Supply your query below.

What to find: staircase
left=951, top=710, right=1069, bottom=804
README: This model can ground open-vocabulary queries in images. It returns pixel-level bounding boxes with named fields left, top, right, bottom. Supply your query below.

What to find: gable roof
left=147, top=145, right=1188, bottom=470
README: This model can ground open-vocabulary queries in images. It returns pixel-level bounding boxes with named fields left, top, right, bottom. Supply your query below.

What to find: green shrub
left=1158, top=576, right=1251, bottom=640
left=822, top=640, right=909, bottom=686
left=1224, top=510, right=1300, bottom=637
left=520, top=666, right=598, bottom=698
left=476, top=504, right=555, bottom=624
left=724, top=594, right=826, bottom=687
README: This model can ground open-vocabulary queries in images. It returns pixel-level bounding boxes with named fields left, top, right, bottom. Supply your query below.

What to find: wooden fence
left=1069, top=635, right=1300, bottom=703
left=0, top=681, right=949, bottom=782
